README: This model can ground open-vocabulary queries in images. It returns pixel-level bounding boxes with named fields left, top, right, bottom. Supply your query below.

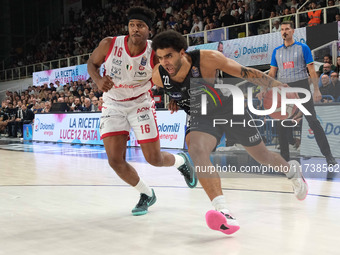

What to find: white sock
left=174, top=154, right=185, bottom=168
left=211, top=195, right=229, bottom=214
left=134, top=178, right=153, bottom=197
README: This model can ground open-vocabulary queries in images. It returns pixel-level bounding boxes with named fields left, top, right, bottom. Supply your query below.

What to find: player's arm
left=152, top=52, right=159, bottom=66
left=268, top=48, right=278, bottom=79
left=202, top=50, right=282, bottom=89
left=268, top=66, right=278, bottom=78
left=307, top=62, right=322, bottom=102
left=152, top=64, right=179, bottom=113
left=151, top=63, right=164, bottom=88
left=254, top=65, right=279, bottom=100
left=87, top=37, right=114, bottom=92
left=302, top=43, right=321, bottom=102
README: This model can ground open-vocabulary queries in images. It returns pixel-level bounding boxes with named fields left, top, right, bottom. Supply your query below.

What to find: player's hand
left=313, top=90, right=322, bottom=103
left=97, top=75, right=114, bottom=92
left=256, top=91, right=266, bottom=101
left=168, top=100, right=179, bottom=114
left=292, top=110, right=303, bottom=123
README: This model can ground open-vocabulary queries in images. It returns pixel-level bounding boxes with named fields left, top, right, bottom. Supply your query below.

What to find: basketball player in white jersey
left=87, top=7, right=197, bottom=216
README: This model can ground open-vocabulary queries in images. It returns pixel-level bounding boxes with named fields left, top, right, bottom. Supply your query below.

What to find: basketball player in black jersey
left=151, top=30, right=308, bottom=235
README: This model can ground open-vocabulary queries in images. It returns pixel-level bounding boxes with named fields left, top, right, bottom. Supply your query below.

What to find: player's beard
left=167, top=58, right=182, bottom=77
left=130, top=33, right=147, bottom=46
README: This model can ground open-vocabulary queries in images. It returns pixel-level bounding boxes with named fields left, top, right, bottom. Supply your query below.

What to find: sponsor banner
left=187, top=42, right=219, bottom=51
left=156, top=110, right=186, bottom=149
left=33, top=110, right=187, bottom=148
left=33, top=64, right=91, bottom=86
left=187, top=27, right=306, bottom=66
left=301, top=105, right=340, bottom=157
left=33, top=113, right=102, bottom=145
left=127, top=110, right=187, bottom=149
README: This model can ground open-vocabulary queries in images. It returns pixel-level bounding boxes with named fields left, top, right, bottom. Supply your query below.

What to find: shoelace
left=221, top=212, right=235, bottom=220
left=136, top=193, right=149, bottom=207
left=179, top=164, right=190, bottom=179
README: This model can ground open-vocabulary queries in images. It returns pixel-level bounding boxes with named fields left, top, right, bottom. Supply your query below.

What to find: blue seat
left=321, top=95, right=335, bottom=102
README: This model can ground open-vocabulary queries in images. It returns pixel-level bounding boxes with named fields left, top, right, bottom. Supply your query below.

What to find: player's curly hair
left=151, top=30, right=188, bottom=52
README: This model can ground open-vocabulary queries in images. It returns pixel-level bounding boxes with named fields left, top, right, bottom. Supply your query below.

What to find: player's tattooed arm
left=208, top=51, right=283, bottom=89
left=240, top=67, right=282, bottom=89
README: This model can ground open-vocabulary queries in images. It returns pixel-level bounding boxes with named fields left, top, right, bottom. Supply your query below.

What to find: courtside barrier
left=32, top=110, right=187, bottom=149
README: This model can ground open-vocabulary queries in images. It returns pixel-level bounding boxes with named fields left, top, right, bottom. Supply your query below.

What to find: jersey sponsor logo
left=139, top=65, right=145, bottom=71
left=111, top=58, right=122, bottom=66
left=113, top=83, right=142, bottom=89
left=188, top=85, right=207, bottom=96
left=191, top=66, right=200, bottom=77
left=134, top=71, right=147, bottom=78
left=178, top=98, right=192, bottom=108
left=137, top=107, right=150, bottom=114
left=140, top=56, right=147, bottom=66
left=188, top=109, right=199, bottom=114
left=248, top=133, right=261, bottom=143
left=169, top=92, right=182, bottom=100
left=283, top=61, right=295, bottom=69
left=110, top=66, right=121, bottom=76
left=138, top=114, right=150, bottom=122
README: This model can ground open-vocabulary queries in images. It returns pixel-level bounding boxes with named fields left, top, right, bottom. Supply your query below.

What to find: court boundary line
left=1, top=184, right=339, bottom=199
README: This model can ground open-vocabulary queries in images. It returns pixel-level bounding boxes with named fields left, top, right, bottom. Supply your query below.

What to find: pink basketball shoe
left=205, top=210, right=240, bottom=235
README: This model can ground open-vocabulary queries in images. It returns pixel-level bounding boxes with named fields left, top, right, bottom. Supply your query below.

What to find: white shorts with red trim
left=100, top=92, right=159, bottom=144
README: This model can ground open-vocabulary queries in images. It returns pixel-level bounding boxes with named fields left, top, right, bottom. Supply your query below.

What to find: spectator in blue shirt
left=318, top=63, right=334, bottom=87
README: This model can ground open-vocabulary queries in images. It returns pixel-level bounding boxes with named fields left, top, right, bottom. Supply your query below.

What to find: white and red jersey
left=103, top=35, right=155, bottom=101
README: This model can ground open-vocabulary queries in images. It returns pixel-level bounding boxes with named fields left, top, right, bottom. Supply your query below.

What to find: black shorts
left=186, top=109, right=262, bottom=147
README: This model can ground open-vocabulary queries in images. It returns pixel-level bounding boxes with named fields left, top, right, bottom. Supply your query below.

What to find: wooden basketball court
left=1, top=140, right=339, bottom=255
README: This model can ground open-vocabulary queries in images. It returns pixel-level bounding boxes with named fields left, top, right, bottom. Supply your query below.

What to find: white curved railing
left=182, top=4, right=340, bottom=45
left=311, top=40, right=338, bottom=63
left=0, top=4, right=339, bottom=82
left=0, top=53, right=91, bottom=82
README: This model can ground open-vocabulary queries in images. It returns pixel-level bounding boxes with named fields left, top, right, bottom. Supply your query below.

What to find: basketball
left=263, top=87, right=299, bottom=120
